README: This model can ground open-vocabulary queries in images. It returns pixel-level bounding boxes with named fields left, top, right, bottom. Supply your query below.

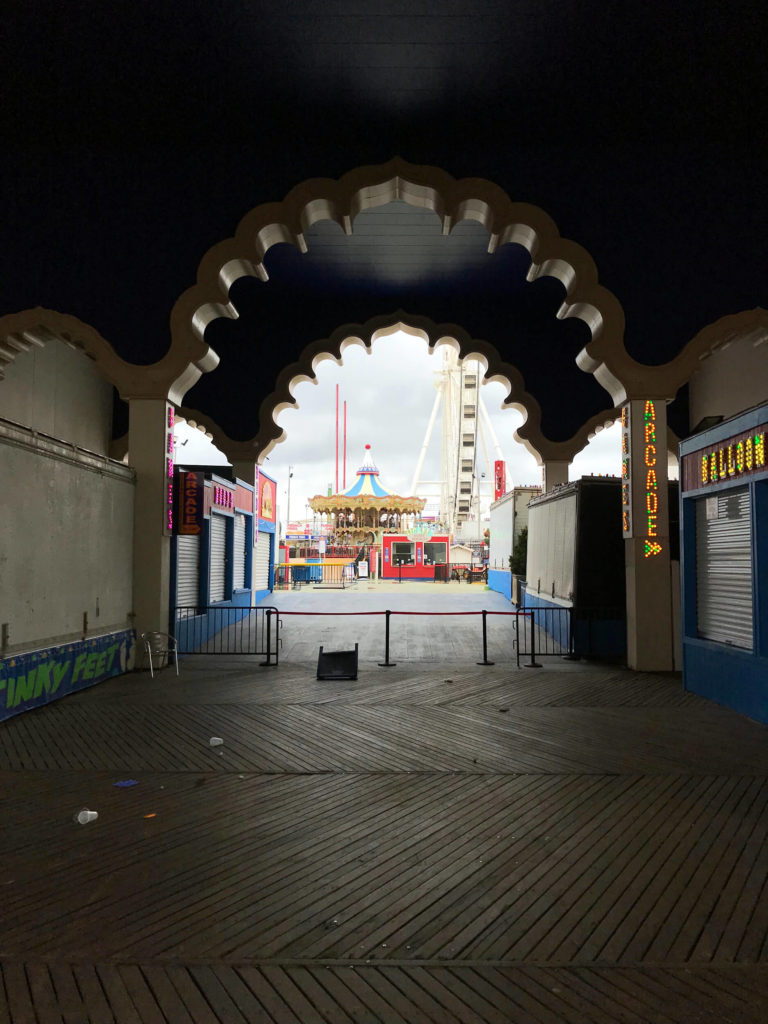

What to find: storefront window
left=392, top=542, right=415, bottom=565
left=424, top=542, right=447, bottom=565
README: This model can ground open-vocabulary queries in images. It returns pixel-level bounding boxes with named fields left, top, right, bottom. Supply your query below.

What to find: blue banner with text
left=0, top=630, right=135, bottom=721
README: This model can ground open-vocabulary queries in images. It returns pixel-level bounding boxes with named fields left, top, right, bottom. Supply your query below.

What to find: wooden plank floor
left=3, top=589, right=768, bottom=1020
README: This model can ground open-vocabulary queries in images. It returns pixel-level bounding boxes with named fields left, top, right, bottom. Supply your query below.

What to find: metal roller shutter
left=209, top=514, right=228, bottom=603
left=696, top=487, right=753, bottom=649
left=254, top=532, right=271, bottom=590
left=176, top=534, right=200, bottom=611
left=527, top=491, right=577, bottom=600
left=233, top=513, right=246, bottom=589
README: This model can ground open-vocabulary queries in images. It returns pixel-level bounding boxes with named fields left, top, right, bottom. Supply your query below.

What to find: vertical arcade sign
left=621, top=405, right=632, bottom=536
left=164, top=403, right=175, bottom=535
left=494, top=460, right=506, bottom=501
left=176, top=472, right=204, bottom=534
left=621, top=399, right=667, bottom=557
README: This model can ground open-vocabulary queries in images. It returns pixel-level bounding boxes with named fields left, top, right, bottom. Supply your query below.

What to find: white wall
left=526, top=488, right=578, bottom=603
left=689, top=334, right=768, bottom=430
left=0, top=339, right=114, bottom=454
left=0, top=433, right=135, bottom=652
left=513, top=486, right=541, bottom=546
left=0, top=341, right=134, bottom=656
left=489, top=492, right=514, bottom=569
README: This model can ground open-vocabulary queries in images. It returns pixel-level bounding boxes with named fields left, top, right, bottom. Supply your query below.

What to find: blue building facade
left=171, top=470, right=276, bottom=651
left=680, top=404, right=768, bottom=721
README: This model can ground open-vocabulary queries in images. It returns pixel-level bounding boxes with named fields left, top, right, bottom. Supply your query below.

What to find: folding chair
left=141, top=631, right=179, bottom=677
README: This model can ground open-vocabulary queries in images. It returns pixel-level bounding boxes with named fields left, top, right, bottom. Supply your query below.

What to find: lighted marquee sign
left=621, top=405, right=631, bottom=535
left=681, top=425, right=766, bottom=492
left=621, top=400, right=665, bottom=558
left=164, top=404, right=175, bottom=534
left=212, top=485, right=235, bottom=510
left=176, top=472, right=204, bottom=535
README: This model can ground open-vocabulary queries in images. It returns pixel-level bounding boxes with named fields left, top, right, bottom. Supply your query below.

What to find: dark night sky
left=3, top=0, right=767, bottom=443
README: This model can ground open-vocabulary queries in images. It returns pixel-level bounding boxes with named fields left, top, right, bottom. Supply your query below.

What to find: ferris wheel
left=409, top=349, right=506, bottom=538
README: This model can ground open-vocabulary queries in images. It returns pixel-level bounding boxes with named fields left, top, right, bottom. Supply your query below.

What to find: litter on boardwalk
left=209, top=737, right=224, bottom=746
left=113, top=779, right=138, bottom=787
left=74, top=809, right=98, bottom=824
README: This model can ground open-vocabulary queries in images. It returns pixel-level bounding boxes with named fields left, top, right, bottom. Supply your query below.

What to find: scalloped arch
left=0, top=307, right=219, bottom=403
left=180, top=311, right=619, bottom=470
left=170, top=158, right=635, bottom=407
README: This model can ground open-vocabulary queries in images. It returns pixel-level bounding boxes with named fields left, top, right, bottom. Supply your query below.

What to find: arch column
left=541, top=461, right=569, bottom=491
left=129, top=399, right=174, bottom=641
left=621, top=399, right=674, bottom=670
left=231, top=460, right=257, bottom=486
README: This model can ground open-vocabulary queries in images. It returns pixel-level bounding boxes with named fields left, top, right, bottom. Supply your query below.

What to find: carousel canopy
left=343, top=445, right=391, bottom=499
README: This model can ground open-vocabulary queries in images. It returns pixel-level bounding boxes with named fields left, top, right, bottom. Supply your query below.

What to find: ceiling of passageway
left=3, top=0, right=767, bottom=443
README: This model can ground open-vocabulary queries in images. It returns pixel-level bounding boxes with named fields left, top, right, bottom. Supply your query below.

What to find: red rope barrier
left=275, top=609, right=523, bottom=617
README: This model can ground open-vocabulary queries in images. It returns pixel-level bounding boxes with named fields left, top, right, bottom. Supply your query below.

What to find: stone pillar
left=621, top=399, right=674, bottom=670
left=542, top=461, right=569, bottom=492
left=231, top=460, right=257, bottom=486
left=129, top=399, right=174, bottom=643
left=231, top=460, right=259, bottom=602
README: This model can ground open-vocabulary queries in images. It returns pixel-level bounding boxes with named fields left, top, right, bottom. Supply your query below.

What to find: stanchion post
left=378, top=609, right=396, bottom=667
left=476, top=609, right=495, bottom=666
left=260, top=607, right=278, bottom=667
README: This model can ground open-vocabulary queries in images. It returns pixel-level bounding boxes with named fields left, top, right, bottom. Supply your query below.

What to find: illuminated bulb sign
left=621, top=405, right=631, bottom=535
left=643, top=401, right=661, bottom=556
left=681, top=424, right=767, bottom=492
left=164, top=404, right=175, bottom=535
left=621, top=400, right=666, bottom=558
left=212, top=485, right=235, bottom=510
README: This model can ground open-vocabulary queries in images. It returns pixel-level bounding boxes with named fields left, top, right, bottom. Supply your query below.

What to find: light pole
left=286, top=466, right=294, bottom=534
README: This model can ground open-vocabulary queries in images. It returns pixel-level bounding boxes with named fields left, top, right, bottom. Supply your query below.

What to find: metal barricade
left=174, top=606, right=280, bottom=665
left=514, top=606, right=573, bottom=667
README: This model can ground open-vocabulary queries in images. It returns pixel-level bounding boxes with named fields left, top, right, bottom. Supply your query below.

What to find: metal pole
left=476, top=609, right=495, bottom=666
left=261, top=607, right=278, bottom=667
left=528, top=609, right=542, bottom=668
left=515, top=611, right=520, bottom=669
left=378, top=609, right=396, bottom=667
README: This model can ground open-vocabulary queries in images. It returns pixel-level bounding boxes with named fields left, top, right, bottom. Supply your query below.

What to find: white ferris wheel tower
left=409, top=348, right=507, bottom=538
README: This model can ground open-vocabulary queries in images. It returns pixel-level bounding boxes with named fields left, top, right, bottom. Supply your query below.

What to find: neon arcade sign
left=164, top=404, right=175, bottom=534
left=621, top=400, right=664, bottom=558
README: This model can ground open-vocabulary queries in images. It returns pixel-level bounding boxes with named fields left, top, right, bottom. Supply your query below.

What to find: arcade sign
left=176, top=471, right=204, bottom=535
left=164, top=404, right=175, bottom=535
left=621, top=400, right=665, bottom=558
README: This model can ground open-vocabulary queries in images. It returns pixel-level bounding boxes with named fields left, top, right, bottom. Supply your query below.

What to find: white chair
left=141, top=631, right=179, bottom=677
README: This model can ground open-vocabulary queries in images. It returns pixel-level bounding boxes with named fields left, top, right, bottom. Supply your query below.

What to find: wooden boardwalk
left=3, top=589, right=768, bottom=1021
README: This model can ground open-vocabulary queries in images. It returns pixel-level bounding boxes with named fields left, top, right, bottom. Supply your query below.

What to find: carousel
left=309, top=445, right=427, bottom=546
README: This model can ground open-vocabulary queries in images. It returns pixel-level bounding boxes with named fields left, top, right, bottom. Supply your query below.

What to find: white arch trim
left=0, top=307, right=218, bottom=403
left=171, top=157, right=636, bottom=404
left=177, top=312, right=620, bottom=469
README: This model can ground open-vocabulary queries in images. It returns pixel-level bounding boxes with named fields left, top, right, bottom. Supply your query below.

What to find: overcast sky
left=176, top=331, right=621, bottom=529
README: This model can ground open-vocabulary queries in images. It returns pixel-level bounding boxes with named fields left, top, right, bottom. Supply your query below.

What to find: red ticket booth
left=381, top=535, right=449, bottom=580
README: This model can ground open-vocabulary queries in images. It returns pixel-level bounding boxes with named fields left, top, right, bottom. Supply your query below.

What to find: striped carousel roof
left=343, top=445, right=391, bottom=498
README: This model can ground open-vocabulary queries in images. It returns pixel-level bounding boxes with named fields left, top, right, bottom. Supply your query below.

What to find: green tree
left=509, top=527, right=528, bottom=577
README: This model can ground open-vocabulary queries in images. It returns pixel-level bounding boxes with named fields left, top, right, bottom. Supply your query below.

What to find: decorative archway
left=178, top=313, right=620, bottom=470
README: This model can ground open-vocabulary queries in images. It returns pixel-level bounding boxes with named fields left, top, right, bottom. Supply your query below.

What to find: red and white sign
left=494, top=460, right=506, bottom=501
